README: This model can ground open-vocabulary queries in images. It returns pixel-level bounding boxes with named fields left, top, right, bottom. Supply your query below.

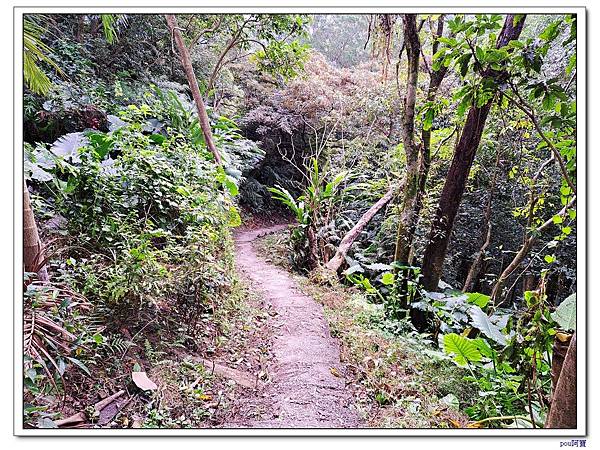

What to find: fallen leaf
left=132, top=371, right=157, bottom=391
left=449, top=419, right=462, bottom=428
left=330, top=367, right=341, bottom=377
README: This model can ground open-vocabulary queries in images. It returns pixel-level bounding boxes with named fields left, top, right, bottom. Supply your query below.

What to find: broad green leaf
left=468, top=306, right=507, bottom=346
left=466, top=292, right=490, bottom=308
left=381, top=272, right=395, bottom=285
left=224, top=176, right=239, bottom=196
left=551, top=293, right=576, bottom=331
left=66, top=356, right=91, bottom=376
left=443, top=333, right=482, bottom=367
left=473, top=337, right=494, bottom=358
left=149, top=134, right=166, bottom=145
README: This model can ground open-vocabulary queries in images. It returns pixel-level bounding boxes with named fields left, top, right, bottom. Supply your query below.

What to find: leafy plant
left=270, top=157, right=350, bottom=271
left=551, top=293, right=576, bottom=331
left=23, top=17, right=64, bottom=95
left=443, top=333, right=482, bottom=368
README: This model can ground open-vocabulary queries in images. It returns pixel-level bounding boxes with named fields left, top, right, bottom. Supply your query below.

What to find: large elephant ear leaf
left=443, top=333, right=482, bottom=367
left=551, top=293, right=576, bottom=331
left=50, top=132, right=88, bottom=163
left=468, top=306, right=507, bottom=346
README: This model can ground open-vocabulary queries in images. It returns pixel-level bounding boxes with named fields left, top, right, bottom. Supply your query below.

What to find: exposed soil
left=225, top=224, right=362, bottom=428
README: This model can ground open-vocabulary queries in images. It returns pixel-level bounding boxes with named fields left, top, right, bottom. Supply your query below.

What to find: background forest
left=22, top=13, right=578, bottom=430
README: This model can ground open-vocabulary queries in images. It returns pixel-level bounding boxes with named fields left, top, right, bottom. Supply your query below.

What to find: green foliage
left=434, top=285, right=576, bottom=424
left=270, top=157, right=350, bottom=271
left=468, top=306, right=507, bottom=346
left=27, top=99, right=237, bottom=325
left=23, top=17, right=64, bottom=95
left=268, top=185, right=307, bottom=224
left=443, top=333, right=482, bottom=367
left=551, top=293, right=576, bottom=331
left=100, top=14, right=128, bottom=44
left=253, top=39, right=310, bottom=80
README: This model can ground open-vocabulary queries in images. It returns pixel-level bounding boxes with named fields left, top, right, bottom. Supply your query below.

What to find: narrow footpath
left=228, top=225, right=361, bottom=428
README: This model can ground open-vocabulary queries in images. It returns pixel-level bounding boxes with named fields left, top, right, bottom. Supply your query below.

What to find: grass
left=255, top=230, right=476, bottom=428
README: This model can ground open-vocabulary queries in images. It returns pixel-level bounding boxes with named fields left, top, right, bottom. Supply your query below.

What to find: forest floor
left=222, top=224, right=469, bottom=429
left=37, top=222, right=468, bottom=429
left=225, top=224, right=361, bottom=427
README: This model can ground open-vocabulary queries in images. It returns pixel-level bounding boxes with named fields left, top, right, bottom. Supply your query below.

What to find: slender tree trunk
left=421, top=14, right=526, bottom=291
left=546, top=332, right=577, bottom=429
left=462, top=148, right=500, bottom=292
left=326, top=185, right=398, bottom=272
left=165, top=14, right=222, bottom=165
left=23, top=181, right=48, bottom=282
left=490, top=195, right=576, bottom=305
left=306, top=225, right=319, bottom=270
left=75, top=15, right=84, bottom=43
left=393, top=14, right=421, bottom=265
left=417, top=16, right=450, bottom=227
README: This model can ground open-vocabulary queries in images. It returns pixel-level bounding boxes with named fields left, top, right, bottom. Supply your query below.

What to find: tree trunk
left=23, top=181, right=48, bottom=282
left=421, top=14, right=526, bottom=291
left=550, top=333, right=572, bottom=401
left=462, top=148, right=500, bottom=292
left=75, top=15, right=84, bottom=43
left=546, top=332, right=577, bottom=429
left=326, top=185, right=398, bottom=272
left=306, top=225, right=319, bottom=270
left=417, top=16, right=450, bottom=224
left=165, top=14, right=222, bottom=165
left=462, top=218, right=492, bottom=293
left=490, top=236, right=535, bottom=303
left=393, top=14, right=421, bottom=265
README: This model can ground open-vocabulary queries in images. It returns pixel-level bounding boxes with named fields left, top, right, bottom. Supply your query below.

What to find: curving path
left=228, top=225, right=361, bottom=428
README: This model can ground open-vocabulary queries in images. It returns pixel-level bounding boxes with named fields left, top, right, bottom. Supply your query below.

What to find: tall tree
left=417, top=15, right=452, bottom=223
left=394, top=14, right=453, bottom=267
left=393, top=14, right=421, bottom=266
left=165, top=14, right=222, bottom=165
left=421, top=14, right=526, bottom=291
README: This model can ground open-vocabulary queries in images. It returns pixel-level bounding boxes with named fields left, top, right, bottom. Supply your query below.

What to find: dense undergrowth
left=23, top=81, right=264, bottom=427
left=255, top=231, right=472, bottom=427
left=257, top=223, right=574, bottom=428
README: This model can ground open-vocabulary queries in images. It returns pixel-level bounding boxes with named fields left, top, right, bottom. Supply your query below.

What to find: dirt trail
left=227, top=225, right=361, bottom=428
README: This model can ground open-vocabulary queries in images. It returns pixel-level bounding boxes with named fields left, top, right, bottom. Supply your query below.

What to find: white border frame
left=13, top=4, right=587, bottom=437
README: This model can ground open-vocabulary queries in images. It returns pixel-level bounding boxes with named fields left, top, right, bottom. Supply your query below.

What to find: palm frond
left=23, top=18, right=63, bottom=95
